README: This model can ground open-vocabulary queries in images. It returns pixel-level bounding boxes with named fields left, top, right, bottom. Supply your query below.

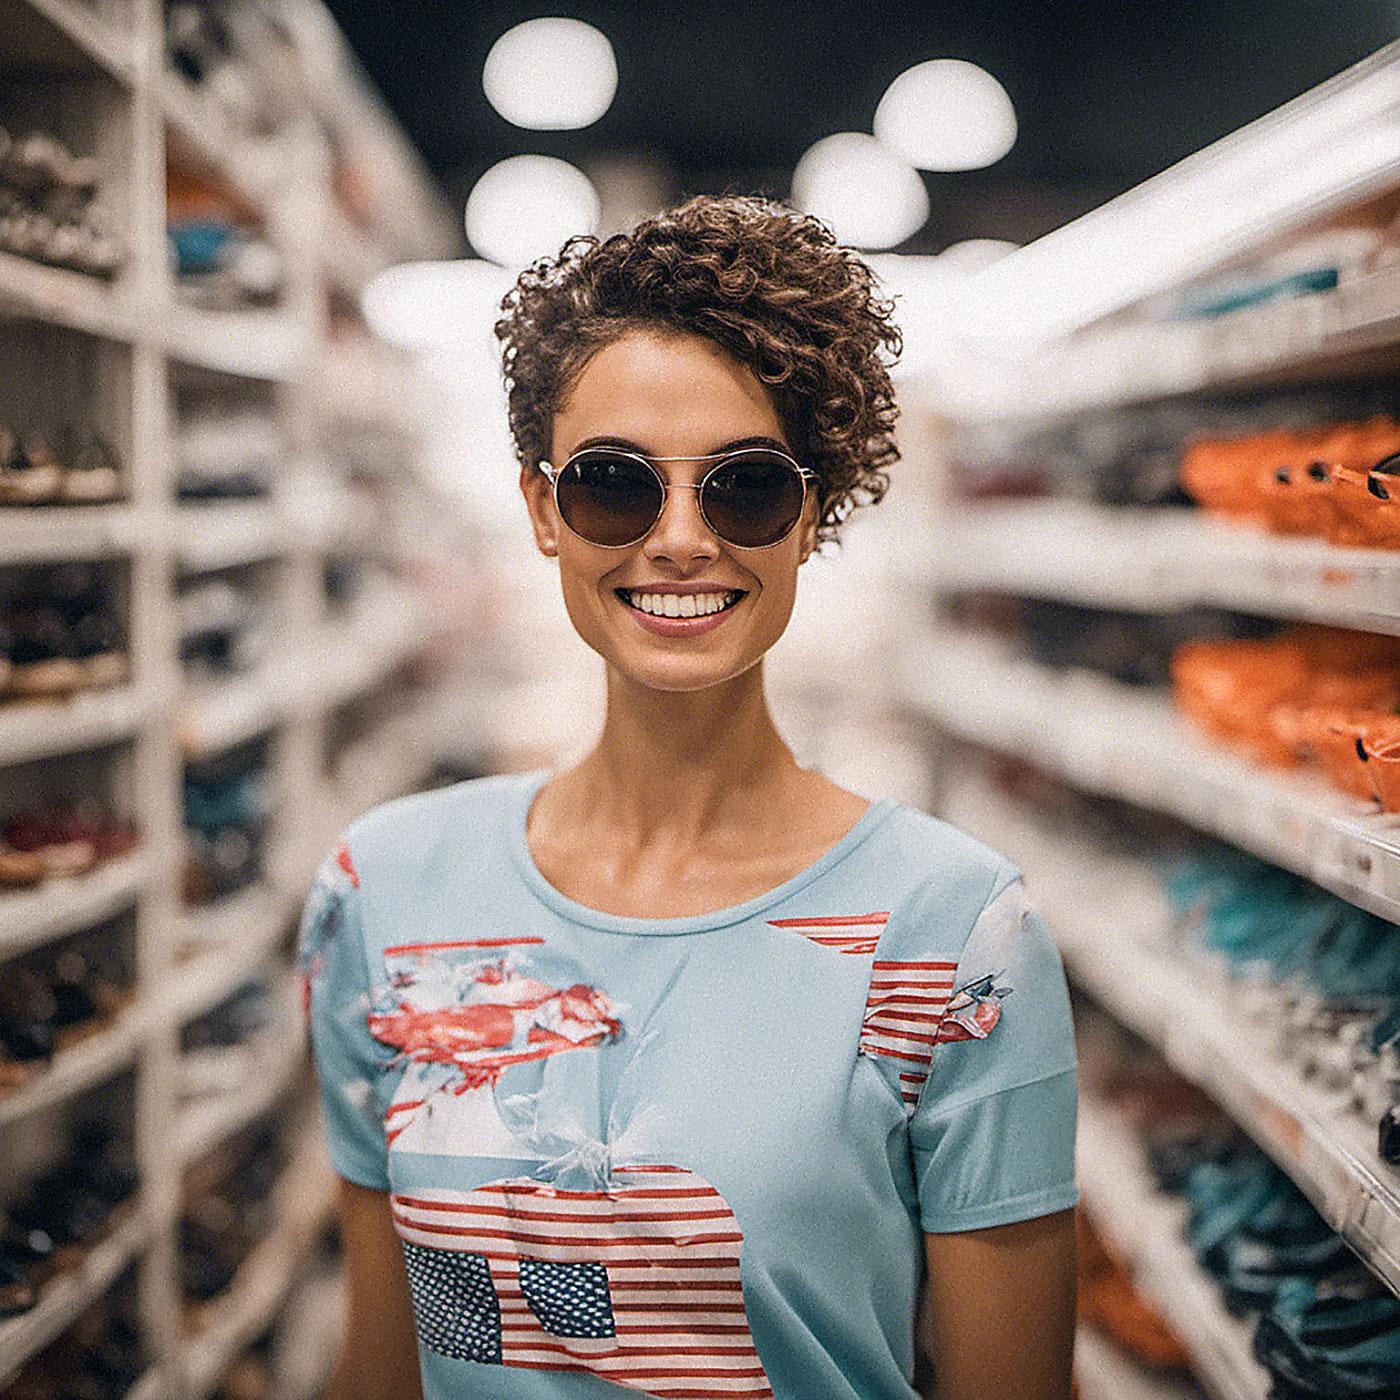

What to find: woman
left=300, top=194, right=1078, bottom=1400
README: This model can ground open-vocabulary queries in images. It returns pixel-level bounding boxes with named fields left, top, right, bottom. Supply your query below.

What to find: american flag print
left=766, top=911, right=888, bottom=955
left=859, top=961, right=1013, bottom=1113
left=392, top=1163, right=775, bottom=1397
left=366, top=939, right=623, bottom=1148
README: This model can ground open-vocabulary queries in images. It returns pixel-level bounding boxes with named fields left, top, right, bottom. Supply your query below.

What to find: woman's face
left=520, top=328, right=819, bottom=694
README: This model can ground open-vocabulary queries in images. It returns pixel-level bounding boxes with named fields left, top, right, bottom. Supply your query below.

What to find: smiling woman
left=301, top=194, right=1078, bottom=1400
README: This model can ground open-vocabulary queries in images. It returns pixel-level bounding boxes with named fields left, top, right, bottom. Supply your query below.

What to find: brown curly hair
left=492, top=193, right=903, bottom=549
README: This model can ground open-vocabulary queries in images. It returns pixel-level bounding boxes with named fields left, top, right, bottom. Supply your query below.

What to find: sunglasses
left=537, top=446, right=818, bottom=549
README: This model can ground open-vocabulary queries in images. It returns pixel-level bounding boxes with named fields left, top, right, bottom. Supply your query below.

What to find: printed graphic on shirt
left=392, top=1163, right=774, bottom=1398
left=297, top=836, right=360, bottom=1018
left=937, top=970, right=1012, bottom=1043
left=859, top=962, right=1012, bottom=1112
left=766, top=911, right=888, bottom=955
left=365, top=939, right=623, bottom=1154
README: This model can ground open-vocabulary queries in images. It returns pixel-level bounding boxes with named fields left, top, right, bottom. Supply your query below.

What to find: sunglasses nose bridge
left=644, top=475, right=722, bottom=553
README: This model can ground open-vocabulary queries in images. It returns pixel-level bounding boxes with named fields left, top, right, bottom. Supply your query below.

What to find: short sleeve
left=297, top=833, right=393, bottom=1190
left=909, top=873, right=1079, bottom=1233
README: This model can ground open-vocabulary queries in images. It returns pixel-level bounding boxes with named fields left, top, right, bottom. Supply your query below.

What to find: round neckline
left=508, top=766, right=898, bottom=935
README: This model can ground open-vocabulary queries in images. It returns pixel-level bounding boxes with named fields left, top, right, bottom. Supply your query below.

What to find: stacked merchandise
left=0, top=127, right=124, bottom=278
left=0, top=0, right=465, bottom=1393
left=1172, top=626, right=1400, bottom=805
left=1080, top=1003, right=1400, bottom=1398
left=907, top=53, right=1400, bottom=1397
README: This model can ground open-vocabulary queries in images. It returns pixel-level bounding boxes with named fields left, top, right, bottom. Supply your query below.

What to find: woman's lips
left=616, top=591, right=743, bottom=636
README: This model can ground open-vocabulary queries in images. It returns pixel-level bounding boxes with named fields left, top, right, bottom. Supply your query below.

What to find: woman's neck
left=564, top=660, right=805, bottom=847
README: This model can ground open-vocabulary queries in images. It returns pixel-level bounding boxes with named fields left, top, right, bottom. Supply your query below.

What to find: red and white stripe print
left=766, top=911, right=888, bottom=956
left=859, top=959, right=959, bottom=1111
left=391, top=1163, right=774, bottom=1398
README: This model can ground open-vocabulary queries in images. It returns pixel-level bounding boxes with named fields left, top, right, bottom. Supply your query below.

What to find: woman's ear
left=798, top=489, right=820, bottom=564
left=520, top=464, right=559, bottom=556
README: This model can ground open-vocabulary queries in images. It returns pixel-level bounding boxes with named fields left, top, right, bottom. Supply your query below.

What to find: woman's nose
left=642, top=481, right=719, bottom=562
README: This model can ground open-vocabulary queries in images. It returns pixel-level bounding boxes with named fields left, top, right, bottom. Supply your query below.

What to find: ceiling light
left=955, top=40, right=1400, bottom=345
left=791, top=133, right=928, bottom=250
left=465, top=155, right=601, bottom=269
left=362, top=259, right=517, bottom=351
left=874, top=60, right=1017, bottom=171
left=482, top=18, right=617, bottom=130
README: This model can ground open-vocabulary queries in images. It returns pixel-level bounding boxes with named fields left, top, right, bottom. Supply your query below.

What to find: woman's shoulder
left=867, top=798, right=1022, bottom=908
left=337, top=769, right=537, bottom=875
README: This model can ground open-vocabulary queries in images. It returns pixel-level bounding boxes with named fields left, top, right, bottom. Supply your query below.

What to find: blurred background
left=0, top=2, right=1397, bottom=1397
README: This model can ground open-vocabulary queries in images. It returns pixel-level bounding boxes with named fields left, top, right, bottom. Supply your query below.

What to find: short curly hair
left=492, top=193, right=903, bottom=548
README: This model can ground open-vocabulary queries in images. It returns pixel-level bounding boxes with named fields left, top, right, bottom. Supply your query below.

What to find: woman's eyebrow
left=570, top=434, right=790, bottom=456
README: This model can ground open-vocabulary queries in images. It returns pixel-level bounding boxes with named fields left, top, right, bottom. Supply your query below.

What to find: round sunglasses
left=538, top=446, right=818, bottom=549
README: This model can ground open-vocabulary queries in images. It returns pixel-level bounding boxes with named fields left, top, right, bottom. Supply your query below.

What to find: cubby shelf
left=0, top=1201, right=151, bottom=1387
left=0, top=850, right=146, bottom=960
left=0, top=0, right=463, bottom=1394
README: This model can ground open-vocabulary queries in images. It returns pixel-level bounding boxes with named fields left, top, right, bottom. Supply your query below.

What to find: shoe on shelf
left=0, top=839, right=45, bottom=886
left=54, top=428, right=123, bottom=505
left=0, top=430, right=64, bottom=506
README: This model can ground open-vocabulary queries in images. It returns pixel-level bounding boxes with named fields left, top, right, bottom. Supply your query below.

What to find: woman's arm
left=921, top=1208, right=1076, bottom=1400
left=325, top=1179, right=423, bottom=1400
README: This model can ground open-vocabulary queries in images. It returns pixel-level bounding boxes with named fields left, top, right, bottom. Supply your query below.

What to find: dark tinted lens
left=702, top=451, right=806, bottom=547
left=557, top=451, right=663, bottom=546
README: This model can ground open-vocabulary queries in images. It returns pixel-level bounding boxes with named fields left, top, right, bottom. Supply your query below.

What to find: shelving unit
left=932, top=500, right=1400, bottom=636
left=1076, top=1095, right=1270, bottom=1400
left=898, top=39, right=1400, bottom=1400
left=943, top=762, right=1400, bottom=1299
left=0, top=0, right=469, bottom=1394
left=899, top=626, right=1400, bottom=922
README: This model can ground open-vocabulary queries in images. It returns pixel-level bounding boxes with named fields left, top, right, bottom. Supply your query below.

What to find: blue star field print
left=519, top=1259, right=617, bottom=1338
left=402, top=1242, right=503, bottom=1364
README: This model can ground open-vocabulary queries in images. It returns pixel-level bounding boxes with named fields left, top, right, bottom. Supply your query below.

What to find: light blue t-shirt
left=298, top=767, right=1078, bottom=1400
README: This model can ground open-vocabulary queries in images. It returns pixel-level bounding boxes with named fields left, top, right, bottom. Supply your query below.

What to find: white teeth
left=622, top=590, right=738, bottom=618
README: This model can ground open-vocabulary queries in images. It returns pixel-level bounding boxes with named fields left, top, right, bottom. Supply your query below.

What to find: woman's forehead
left=557, top=330, right=786, bottom=448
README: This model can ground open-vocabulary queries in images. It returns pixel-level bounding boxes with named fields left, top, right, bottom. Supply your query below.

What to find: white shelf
left=125, top=1368, right=169, bottom=1400
left=900, top=627, right=1400, bottom=922
left=0, top=0, right=467, bottom=1390
left=941, top=262, right=1400, bottom=423
left=175, top=501, right=291, bottom=573
left=1077, top=1095, right=1270, bottom=1400
left=308, top=584, right=431, bottom=713
left=0, top=248, right=136, bottom=341
left=180, top=1127, right=336, bottom=1400
left=0, top=1201, right=150, bottom=1387
left=166, top=890, right=291, bottom=1026
left=0, top=849, right=148, bottom=961
left=0, top=999, right=148, bottom=1128
left=175, top=1012, right=307, bottom=1168
left=944, top=766, right=1400, bottom=1304
left=179, top=664, right=286, bottom=757
left=164, top=304, right=308, bottom=383
left=0, top=504, right=140, bottom=563
left=0, top=684, right=145, bottom=765
left=936, top=500, right=1400, bottom=636
left=315, top=339, right=421, bottom=436
left=1, top=0, right=138, bottom=87
left=321, top=205, right=387, bottom=298
left=272, top=1270, right=344, bottom=1400
left=1074, top=1326, right=1203, bottom=1400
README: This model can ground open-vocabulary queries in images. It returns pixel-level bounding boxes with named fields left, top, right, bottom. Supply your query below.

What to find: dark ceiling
left=324, top=0, right=1398, bottom=253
